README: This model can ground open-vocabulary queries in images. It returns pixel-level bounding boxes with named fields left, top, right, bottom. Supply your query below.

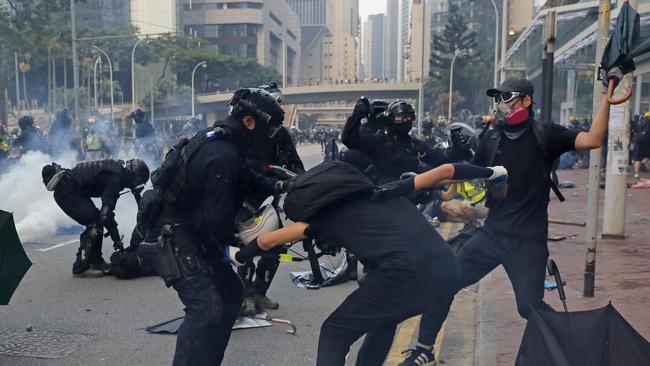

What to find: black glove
left=600, top=66, right=624, bottom=89
left=234, top=238, right=263, bottom=265
left=274, top=180, right=290, bottom=193
left=352, top=97, right=370, bottom=119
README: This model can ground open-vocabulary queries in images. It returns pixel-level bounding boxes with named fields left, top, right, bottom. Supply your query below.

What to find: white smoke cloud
left=2, top=151, right=75, bottom=242
left=1, top=151, right=140, bottom=244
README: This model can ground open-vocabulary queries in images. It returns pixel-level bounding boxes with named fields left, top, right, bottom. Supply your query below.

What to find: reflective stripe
left=456, top=181, right=486, bottom=204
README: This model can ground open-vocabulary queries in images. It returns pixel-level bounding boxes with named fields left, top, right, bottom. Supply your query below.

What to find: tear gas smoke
left=1, top=151, right=139, bottom=244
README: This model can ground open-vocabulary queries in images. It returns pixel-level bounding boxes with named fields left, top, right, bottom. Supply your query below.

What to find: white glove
left=228, top=246, right=247, bottom=267
left=487, top=166, right=508, bottom=180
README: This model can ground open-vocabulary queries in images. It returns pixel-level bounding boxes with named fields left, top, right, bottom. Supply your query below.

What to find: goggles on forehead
left=493, top=91, right=524, bottom=104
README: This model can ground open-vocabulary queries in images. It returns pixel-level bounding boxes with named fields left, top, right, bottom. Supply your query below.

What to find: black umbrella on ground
left=0, top=210, right=32, bottom=305
left=601, top=1, right=650, bottom=105
left=515, top=258, right=650, bottom=366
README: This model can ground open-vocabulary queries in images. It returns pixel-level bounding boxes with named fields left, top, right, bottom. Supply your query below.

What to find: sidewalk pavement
left=484, top=168, right=650, bottom=365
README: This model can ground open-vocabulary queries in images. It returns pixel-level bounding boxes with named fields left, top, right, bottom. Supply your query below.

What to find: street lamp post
left=131, top=37, right=146, bottom=110
left=92, top=45, right=114, bottom=124
left=93, top=57, right=101, bottom=111
left=489, top=0, right=500, bottom=98
left=191, top=61, right=207, bottom=117
left=448, top=49, right=468, bottom=122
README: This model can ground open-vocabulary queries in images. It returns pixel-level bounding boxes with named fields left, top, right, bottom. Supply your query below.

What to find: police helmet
left=386, top=100, right=415, bottom=125
left=237, top=196, right=280, bottom=244
left=259, top=81, right=284, bottom=104
left=18, top=115, right=34, bottom=130
left=55, top=107, right=71, bottom=124
left=228, top=88, right=285, bottom=137
left=125, top=159, right=150, bottom=191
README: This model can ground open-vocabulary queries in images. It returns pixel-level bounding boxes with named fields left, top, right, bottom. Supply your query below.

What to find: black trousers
left=53, top=179, right=99, bottom=226
left=54, top=179, right=104, bottom=266
left=416, top=225, right=549, bottom=346
left=317, top=253, right=459, bottom=366
left=171, top=241, right=244, bottom=366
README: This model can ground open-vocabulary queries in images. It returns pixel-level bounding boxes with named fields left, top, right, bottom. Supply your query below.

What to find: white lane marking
left=36, top=239, right=79, bottom=252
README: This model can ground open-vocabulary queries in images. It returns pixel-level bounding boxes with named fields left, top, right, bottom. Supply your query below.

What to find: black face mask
left=388, top=122, right=413, bottom=136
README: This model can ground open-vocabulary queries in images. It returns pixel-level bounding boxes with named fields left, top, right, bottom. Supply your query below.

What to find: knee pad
left=80, top=223, right=103, bottom=258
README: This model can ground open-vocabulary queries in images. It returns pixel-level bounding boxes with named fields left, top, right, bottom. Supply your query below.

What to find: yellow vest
left=456, top=181, right=486, bottom=205
left=86, top=132, right=102, bottom=151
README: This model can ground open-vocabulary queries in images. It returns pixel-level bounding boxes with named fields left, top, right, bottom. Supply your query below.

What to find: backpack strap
left=531, top=121, right=565, bottom=202
left=484, top=122, right=565, bottom=202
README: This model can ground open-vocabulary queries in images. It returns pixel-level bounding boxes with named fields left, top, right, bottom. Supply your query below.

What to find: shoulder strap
left=531, top=121, right=565, bottom=202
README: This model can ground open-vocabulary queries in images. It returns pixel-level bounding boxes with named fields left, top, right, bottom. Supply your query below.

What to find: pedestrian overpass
left=196, top=82, right=421, bottom=125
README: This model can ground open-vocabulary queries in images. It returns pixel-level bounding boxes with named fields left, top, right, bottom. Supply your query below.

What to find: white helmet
left=237, top=196, right=280, bottom=244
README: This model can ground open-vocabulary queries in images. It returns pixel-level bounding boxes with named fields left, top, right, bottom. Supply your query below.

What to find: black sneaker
left=397, top=347, right=436, bottom=366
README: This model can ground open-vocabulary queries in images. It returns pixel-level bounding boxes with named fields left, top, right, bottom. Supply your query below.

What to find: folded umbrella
left=0, top=210, right=32, bottom=305
left=601, top=2, right=650, bottom=104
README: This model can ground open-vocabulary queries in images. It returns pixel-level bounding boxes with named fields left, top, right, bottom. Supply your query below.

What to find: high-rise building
left=363, top=14, right=385, bottom=79
left=384, top=0, right=399, bottom=81
left=287, top=0, right=329, bottom=26
left=77, top=0, right=131, bottom=29
left=396, top=0, right=411, bottom=82
left=130, top=0, right=180, bottom=34
left=181, top=0, right=301, bottom=85
left=409, top=0, right=431, bottom=82
left=288, top=0, right=358, bottom=84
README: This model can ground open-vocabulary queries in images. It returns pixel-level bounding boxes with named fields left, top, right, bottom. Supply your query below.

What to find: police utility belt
left=138, top=225, right=214, bottom=287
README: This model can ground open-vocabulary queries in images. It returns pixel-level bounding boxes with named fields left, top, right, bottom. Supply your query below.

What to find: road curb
left=475, top=272, right=497, bottom=366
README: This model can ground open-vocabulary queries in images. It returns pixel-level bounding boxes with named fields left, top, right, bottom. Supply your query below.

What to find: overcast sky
left=358, top=0, right=387, bottom=23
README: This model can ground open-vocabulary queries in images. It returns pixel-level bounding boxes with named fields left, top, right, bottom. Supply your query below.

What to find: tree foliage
left=424, top=4, right=492, bottom=118
left=429, top=4, right=479, bottom=76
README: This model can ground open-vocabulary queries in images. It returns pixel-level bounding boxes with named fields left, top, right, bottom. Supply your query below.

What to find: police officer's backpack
left=283, top=161, right=375, bottom=222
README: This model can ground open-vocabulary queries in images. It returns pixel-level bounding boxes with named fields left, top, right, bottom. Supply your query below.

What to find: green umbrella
left=601, top=2, right=650, bottom=104
left=0, top=209, right=32, bottom=305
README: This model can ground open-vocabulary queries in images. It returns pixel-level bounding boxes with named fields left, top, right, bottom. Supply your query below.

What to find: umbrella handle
left=607, top=79, right=633, bottom=105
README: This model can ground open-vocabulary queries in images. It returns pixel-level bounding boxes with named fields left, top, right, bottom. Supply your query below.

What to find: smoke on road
left=1, top=151, right=139, bottom=244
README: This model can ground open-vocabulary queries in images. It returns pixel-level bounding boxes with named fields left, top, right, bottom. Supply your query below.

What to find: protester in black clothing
left=14, top=116, right=47, bottom=154
left=233, top=162, right=508, bottom=366
left=238, top=125, right=305, bottom=315
left=42, top=159, right=149, bottom=278
left=398, top=75, right=617, bottom=366
left=164, top=88, right=283, bottom=366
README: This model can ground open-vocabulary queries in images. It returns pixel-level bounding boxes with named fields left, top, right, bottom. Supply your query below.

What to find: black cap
left=486, top=78, right=534, bottom=97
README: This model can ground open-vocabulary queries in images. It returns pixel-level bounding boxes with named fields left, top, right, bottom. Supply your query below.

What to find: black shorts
left=633, top=142, right=650, bottom=161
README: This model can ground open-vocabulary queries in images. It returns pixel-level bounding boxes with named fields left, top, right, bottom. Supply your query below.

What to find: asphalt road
left=1, top=144, right=371, bottom=366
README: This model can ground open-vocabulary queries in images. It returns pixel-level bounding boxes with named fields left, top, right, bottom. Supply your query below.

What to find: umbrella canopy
left=516, top=303, right=650, bottom=366
left=601, top=2, right=650, bottom=104
left=0, top=209, right=32, bottom=305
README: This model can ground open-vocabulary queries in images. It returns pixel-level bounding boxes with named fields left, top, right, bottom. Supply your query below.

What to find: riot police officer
left=14, top=116, right=47, bottom=154
left=238, top=124, right=305, bottom=315
left=162, top=87, right=283, bottom=365
left=342, top=98, right=451, bottom=183
left=42, top=159, right=149, bottom=277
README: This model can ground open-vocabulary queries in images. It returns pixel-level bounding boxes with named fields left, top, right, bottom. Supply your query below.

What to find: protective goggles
left=493, top=91, right=524, bottom=104
left=393, top=113, right=415, bottom=124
